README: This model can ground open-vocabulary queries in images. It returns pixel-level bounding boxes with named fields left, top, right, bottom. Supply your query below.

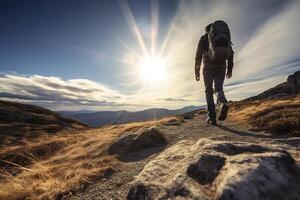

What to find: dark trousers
left=203, top=67, right=227, bottom=119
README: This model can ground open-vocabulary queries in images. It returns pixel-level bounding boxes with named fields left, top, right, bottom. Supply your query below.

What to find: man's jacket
left=195, top=33, right=234, bottom=75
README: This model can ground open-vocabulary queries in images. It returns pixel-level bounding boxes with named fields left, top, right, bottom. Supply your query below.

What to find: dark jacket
left=195, top=33, right=234, bottom=75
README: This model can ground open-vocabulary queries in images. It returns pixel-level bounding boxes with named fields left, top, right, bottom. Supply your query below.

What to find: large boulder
left=107, top=127, right=167, bottom=155
left=127, top=139, right=300, bottom=200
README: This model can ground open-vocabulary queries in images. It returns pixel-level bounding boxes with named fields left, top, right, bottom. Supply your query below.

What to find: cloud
left=0, top=74, right=134, bottom=110
left=138, top=0, right=300, bottom=104
left=2, top=0, right=300, bottom=111
left=157, top=97, right=188, bottom=102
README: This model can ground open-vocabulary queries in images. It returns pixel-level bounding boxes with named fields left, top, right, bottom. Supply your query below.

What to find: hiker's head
left=205, top=23, right=212, bottom=33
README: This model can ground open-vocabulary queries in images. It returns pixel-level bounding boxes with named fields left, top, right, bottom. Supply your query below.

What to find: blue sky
left=0, top=0, right=178, bottom=85
left=0, top=0, right=299, bottom=111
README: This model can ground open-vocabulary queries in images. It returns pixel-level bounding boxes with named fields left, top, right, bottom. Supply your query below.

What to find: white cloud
left=0, top=74, right=135, bottom=111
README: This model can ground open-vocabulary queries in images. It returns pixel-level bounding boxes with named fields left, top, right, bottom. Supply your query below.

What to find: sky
left=0, top=0, right=300, bottom=111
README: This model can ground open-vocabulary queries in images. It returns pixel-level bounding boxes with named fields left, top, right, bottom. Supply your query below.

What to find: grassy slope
left=0, top=117, right=174, bottom=199
left=0, top=95, right=299, bottom=199
left=229, top=95, right=300, bottom=135
left=0, top=100, right=87, bottom=147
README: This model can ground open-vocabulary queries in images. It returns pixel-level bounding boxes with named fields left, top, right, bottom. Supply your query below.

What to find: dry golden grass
left=0, top=117, right=173, bottom=200
left=229, top=95, right=300, bottom=134
left=229, top=95, right=300, bottom=122
left=250, top=104, right=300, bottom=135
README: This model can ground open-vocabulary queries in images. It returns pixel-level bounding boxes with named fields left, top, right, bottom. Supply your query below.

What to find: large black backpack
left=208, top=20, right=233, bottom=62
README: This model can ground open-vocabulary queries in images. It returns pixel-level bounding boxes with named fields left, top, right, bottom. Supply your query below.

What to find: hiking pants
left=203, top=67, right=227, bottom=119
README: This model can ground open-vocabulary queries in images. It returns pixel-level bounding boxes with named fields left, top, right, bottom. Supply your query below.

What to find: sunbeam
left=117, top=0, right=300, bottom=109
left=119, top=0, right=149, bottom=58
left=119, top=0, right=170, bottom=87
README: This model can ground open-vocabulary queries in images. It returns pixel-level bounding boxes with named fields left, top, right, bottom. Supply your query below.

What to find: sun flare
left=139, top=57, right=166, bottom=82
left=119, top=0, right=172, bottom=85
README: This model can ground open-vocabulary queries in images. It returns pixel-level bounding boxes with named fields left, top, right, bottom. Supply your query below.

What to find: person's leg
left=203, top=69, right=216, bottom=123
left=213, top=68, right=228, bottom=121
left=214, top=68, right=227, bottom=104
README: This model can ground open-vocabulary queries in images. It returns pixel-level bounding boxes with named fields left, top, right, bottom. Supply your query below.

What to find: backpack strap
left=203, top=34, right=209, bottom=52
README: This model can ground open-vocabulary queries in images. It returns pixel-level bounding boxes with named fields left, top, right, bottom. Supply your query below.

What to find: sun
left=119, top=0, right=170, bottom=84
left=139, top=57, right=166, bottom=82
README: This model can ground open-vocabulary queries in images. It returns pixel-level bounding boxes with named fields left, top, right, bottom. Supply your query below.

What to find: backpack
left=207, top=20, right=232, bottom=62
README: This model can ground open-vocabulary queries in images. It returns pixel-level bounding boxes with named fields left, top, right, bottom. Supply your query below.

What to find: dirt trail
left=70, top=113, right=300, bottom=200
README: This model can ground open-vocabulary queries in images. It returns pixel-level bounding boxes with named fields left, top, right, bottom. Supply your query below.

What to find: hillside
left=0, top=72, right=299, bottom=200
left=0, top=100, right=87, bottom=147
left=244, top=71, right=300, bottom=101
left=61, top=106, right=202, bottom=127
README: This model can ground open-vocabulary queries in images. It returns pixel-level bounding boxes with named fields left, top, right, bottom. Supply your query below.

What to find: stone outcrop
left=183, top=114, right=194, bottom=120
left=163, top=118, right=183, bottom=126
left=287, top=71, right=300, bottom=95
left=127, top=138, right=300, bottom=200
left=287, top=71, right=300, bottom=87
left=107, top=127, right=167, bottom=155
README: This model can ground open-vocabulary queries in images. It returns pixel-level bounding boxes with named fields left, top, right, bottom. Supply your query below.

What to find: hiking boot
left=218, top=102, right=229, bottom=121
left=206, top=117, right=217, bottom=125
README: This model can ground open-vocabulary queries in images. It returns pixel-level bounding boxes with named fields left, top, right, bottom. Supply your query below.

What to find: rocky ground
left=70, top=113, right=300, bottom=200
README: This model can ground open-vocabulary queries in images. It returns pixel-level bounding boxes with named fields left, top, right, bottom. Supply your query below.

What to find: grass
left=0, top=117, right=173, bottom=200
left=249, top=104, right=300, bottom=135
left=229, top=95, right=300, bottom=135
left=2, top=94, right=299, bottom=199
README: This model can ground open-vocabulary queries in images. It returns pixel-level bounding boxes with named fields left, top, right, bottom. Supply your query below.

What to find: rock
left=287, top=71, right=300, bottom=86
left=107, top=127, right=167, bottom=155
left=215, top=151, right=297, bottom=200
left=107, top=133, right=137, bottom=155
left=287, top=71, right=300, bottom=94
left=187, top=154, right=225, bottom=185
left=198, top=110, right=207, bottom=115
left=183, top=114, right=194, bottom=120
left=129, top=127, right=167, bottom=152
left=164, top=118, right=182, bottom=126
left=127, top=140, right=207, bottom=200
left=287, top=74, right=296, bottom=85
left=127, top=139, right=300, bottom=200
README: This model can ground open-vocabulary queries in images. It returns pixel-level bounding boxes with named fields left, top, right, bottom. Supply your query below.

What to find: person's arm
left=226, top=53, right=234, bottom=79
left=195, top=37, right=204, bottom=81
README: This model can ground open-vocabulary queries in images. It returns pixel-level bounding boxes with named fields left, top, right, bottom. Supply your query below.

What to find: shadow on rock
left=211, top=142, right=268, bottom=155
left=216, top=124, right=273, bottom=138
left=117, top=146, right=166, bottom=162
left=163, top=118, right=183, bottom=126
left=187, top=154, right=225, bottom=185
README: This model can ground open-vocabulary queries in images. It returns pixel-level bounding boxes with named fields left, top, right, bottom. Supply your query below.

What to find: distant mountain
left=61, top=105, right=203, bottom=127
left=58, top=110, right=96, bottom=116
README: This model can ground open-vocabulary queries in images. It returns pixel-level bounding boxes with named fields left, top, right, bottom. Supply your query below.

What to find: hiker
left=195, top=20, right=234, bottom=125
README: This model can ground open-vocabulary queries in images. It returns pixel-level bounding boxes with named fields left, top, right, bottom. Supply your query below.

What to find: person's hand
left=195, top=73, right=200, bottom=81
left=226, top=72, right=232, bottom=79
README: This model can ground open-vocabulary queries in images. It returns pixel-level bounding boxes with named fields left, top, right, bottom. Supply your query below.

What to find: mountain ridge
left=60, top=105, right=204, bottom=127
